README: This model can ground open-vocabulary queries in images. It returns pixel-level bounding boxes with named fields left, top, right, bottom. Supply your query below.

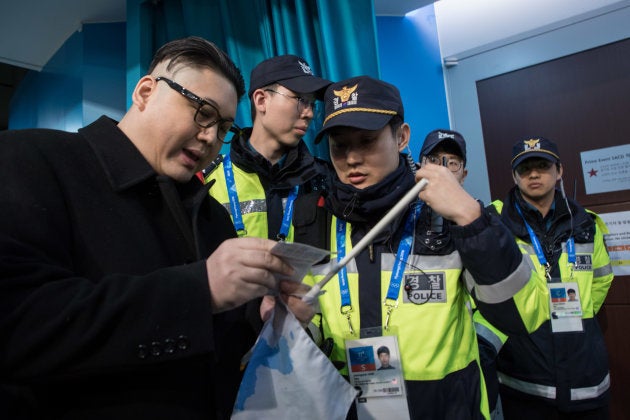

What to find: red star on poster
left=588, top=168, right=598, bottom=177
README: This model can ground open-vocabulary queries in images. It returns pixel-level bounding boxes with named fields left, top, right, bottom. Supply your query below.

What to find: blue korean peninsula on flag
left=232, top=301, right=356, bottom=419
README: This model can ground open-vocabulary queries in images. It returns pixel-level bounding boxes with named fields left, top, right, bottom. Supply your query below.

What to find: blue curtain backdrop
left=126, top=0, right=380, bottom=157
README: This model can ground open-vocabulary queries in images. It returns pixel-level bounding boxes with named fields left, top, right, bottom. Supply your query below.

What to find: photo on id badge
left=345, top=335, right=404, bottom=400
left=549, top=282, right=583, bottom=332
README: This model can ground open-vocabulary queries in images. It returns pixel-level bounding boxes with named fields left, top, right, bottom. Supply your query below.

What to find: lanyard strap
left=223, top=154, right=246, bottom=235
left=277, top=185, right=299, bottom=241
left=566, top=235, right=576, bottom=264
left=385, top=203, right=421, bottom=301
left=335, top=203, right=421, bottom=330
left=223, top=154, right=299, bottom=240
left=514, top=202, right=575, bottom=279
left=514, top=202, right=548, bottom=266
left=336, top=219, right=352, bottom=308
left=335, top=219, right=355, bottom=334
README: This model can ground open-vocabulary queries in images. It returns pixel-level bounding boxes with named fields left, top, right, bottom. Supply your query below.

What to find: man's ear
left=252, top=89, right=268, bottom=113
left=460, top=168, right=468, bottom=185
left=131, top=76, right=156, bottom=111
left=397, top=123, right=411, bottom=151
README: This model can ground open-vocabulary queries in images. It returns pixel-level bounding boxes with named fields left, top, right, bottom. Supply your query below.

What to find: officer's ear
left=397, top=123, right=410, bottom=152
left=252, top=88, right=270, bottom=114
left=460, top=168, right=468, bottom=185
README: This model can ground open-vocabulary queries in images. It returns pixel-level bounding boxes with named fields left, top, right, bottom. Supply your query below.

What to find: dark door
left=477, top=37, right=630, bottom=420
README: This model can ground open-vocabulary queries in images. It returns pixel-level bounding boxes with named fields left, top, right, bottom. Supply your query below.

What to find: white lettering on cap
left=298, top=60, right=314, bottom=75
left=438, top=131, right=455, bottom=140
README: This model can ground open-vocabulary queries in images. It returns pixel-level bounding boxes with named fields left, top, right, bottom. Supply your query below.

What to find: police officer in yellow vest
left=304, top=76, right=536, bottom=420
left=476, top=137, right=614, bottom=419
left=205, top=55, right=331, bottom=242
left=418, top=129, right=509, bottom=420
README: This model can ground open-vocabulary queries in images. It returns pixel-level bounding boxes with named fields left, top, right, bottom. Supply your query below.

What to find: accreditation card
left=345, top=335, right=410, bottom=419
left=548, top=282, right=583, bottom=333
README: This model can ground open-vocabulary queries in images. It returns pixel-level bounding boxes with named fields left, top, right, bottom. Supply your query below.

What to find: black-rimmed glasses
left=156, top=76, right=235, bottom=143
left=264, top=89, right=316, bottom=114
left=423, top=155, right=463, bottom=172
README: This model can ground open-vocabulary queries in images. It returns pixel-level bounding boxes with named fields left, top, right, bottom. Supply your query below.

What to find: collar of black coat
left=79, top=116, right=207, bottom=196
left=79, top=116, right=158, bottom=191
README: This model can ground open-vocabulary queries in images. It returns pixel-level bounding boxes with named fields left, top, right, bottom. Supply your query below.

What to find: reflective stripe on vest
left=499, top=372, right=610, bottom=401
left=594, top=263, right=613, bottom=278
left=381, top=251, right=460, bottom=271
left=571, top=373, right=610, bottom=401
left=465, top=256, right=533, bottom=304
left=220, top=198, right=266, bottom=216
left=206, top=158, right=295, bottom=241
left=519, top=241, right=594, bottom=256
left=474, top=322, right=505, bottom=354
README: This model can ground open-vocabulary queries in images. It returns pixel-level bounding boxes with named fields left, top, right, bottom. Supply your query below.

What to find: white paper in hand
left=270, top=241, right=330, bottom=282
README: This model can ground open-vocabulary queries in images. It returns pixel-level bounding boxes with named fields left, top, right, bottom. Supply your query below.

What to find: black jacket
left=0, top=117, right=256, bottom=419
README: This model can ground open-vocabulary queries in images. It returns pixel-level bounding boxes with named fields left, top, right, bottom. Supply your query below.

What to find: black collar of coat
left=79, top=116, right=206, bottom=195
left=79, top=116, right=157, bottom=192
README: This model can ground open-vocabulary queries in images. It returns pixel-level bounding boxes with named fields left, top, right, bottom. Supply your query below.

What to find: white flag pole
left=303, top=178, right=428, bottom=303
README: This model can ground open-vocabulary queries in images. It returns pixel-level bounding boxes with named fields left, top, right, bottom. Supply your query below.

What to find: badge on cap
left=523, top=138, right=542, bottom=151
left=333, top=84, right=358, bottom=110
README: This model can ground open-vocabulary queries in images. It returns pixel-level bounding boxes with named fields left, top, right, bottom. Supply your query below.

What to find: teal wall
left=376, top=5, right=449, bottom=162
left=82, top=23, right=127, bottom=127
left=9, top=32, right=83, bottom=131
left=9, top=22, right=126, bottom=131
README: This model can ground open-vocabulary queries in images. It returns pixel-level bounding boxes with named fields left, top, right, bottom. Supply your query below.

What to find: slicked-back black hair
left=148, top=36, right=245, bottom=99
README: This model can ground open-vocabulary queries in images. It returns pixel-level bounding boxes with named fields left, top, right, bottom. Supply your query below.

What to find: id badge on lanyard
left=548, top=281, right=583, bottom=332
left=345, top=335, right=410, bottom=420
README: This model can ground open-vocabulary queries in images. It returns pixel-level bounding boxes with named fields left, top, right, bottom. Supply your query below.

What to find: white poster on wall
left=599, top=211, right=630, bottom=276
left=580, top=144, right=630, bottom=195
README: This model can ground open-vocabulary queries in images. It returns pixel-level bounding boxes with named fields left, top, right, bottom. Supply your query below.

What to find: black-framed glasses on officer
left=264, top=88, right=316, bottom=115
left=422, top=155, right=463, bottom=172
left=155, top=76, right=235, bottom=143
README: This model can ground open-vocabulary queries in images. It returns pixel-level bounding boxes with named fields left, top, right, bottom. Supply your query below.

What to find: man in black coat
left=0, top=36, right=312, bottom=419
